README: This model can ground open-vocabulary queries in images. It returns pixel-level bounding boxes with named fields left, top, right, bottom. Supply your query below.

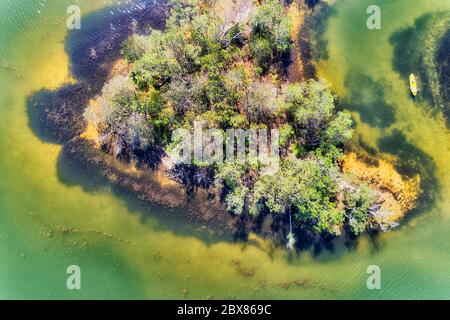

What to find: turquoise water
left=0, top=0, right=449, bottom=299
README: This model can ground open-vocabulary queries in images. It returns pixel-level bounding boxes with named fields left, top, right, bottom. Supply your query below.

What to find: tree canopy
left=84, top=0, right=387, bottom=243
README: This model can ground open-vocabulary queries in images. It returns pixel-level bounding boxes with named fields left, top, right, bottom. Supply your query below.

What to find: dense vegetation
left=84, top=0, right=389, bottom=246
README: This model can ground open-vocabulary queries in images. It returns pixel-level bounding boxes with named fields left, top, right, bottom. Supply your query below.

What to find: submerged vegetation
left=82, top=0, right=419, bottom=246
left=390, top=11, right=450, bottom=122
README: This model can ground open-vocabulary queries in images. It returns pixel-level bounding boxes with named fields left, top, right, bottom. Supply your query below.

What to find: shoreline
left=29, top=0, right=420, bottom=246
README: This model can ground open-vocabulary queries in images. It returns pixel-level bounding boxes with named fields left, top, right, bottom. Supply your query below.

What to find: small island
left=43, top=0, right=420, bottom=249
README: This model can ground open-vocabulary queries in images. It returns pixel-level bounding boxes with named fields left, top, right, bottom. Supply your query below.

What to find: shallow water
left=0, top=0, right=449, bottom=299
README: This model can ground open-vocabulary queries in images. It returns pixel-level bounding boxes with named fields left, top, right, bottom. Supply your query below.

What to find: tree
left=164, top=74, right=207, bottom=115
left=102, top=75, right=135, bottom=110
left=249, top=36, right=273, bottom=72
left=247, top=157, right=344, bottom=235
left=249, top=0, right=292, bottom=72
left=278, top=123, right=295, bottom=149
left=124, top=111, right=154, bottom=151
left=242, top=82, right=278, bottom=124
left=84, top=75, right=135, bottom=132
left=132, top=48, right=180, bottom=90
left=287, top=80, right=334, bottom=127
left=217, top=159, right=248, bottom=182
left=250, top=0, right=285, bottom=36
left=325, top=112, right=353, bottom=146
left=84, top=76, right=159, bottom=153
left=222, top=67, right=249, bottom=104
left=122, top=34, right=153, bottom=63
left=343, top=184, right=378, bottom=235
left=225, top=185, right=249, bottom=215
left=285, top=80, right=353, bottom=149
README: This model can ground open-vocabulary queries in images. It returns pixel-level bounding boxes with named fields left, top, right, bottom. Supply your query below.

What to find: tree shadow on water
left=27, top=0, right=169, bottom=144
left=55, top=139, right=232, bottom=245
left=377, top=129, right=440, bottom=225
left=25, top=1, right=233, bottom=244
left=27, top=83, right=91, bottom=144
left=65, top=1, right=168, bottom=86
left=343, top=73, right=396, bottom=129
left=26, top=0, right=424, bottom=261
left=389, top=12, right=450, bottom=123
left=298, top=1, right=337, bottom=79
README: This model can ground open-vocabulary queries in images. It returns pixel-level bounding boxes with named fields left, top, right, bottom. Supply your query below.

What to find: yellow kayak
left=410, top=73, right=418, bottom=96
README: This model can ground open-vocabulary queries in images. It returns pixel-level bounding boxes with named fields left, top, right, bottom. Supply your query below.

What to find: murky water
left=0, top=0, right=449, bottom=299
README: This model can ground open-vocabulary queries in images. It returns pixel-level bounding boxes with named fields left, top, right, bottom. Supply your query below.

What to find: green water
left=0, top=0, right=449, bottom=299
